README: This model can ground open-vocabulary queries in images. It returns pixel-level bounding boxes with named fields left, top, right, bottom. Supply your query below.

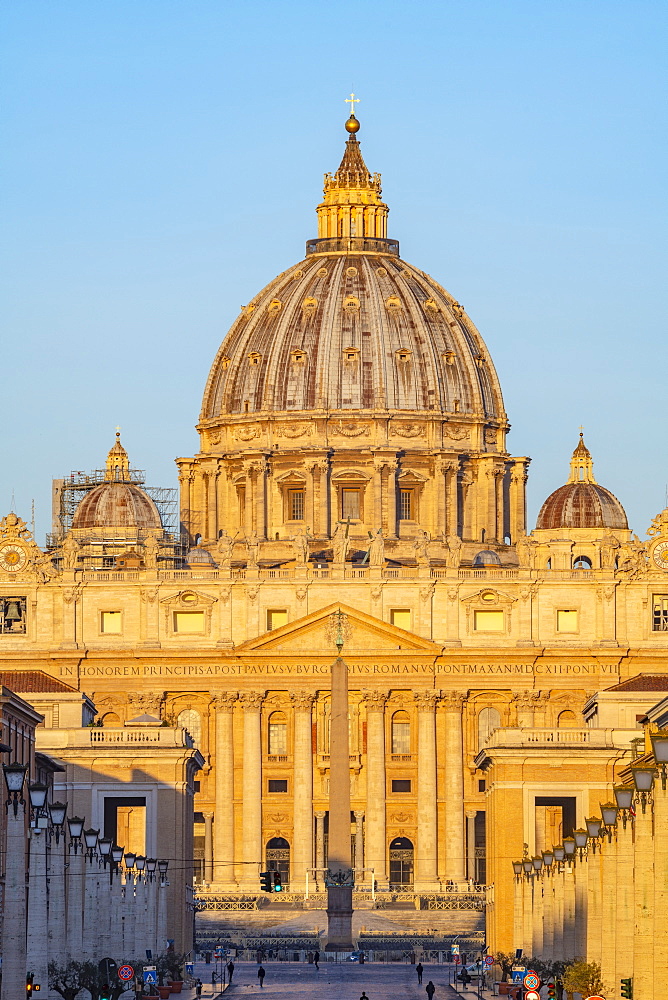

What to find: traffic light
left=260, top=871, right=273, bottom=892
left=100, top=985, right=110, bottom=1000
left=547, top=983, right=555, bottom=999
left=272, top=871, right=283, bottom=892
left=26, top=974, right=40, bottom=996
left=620, top=978, right=633, bottom=999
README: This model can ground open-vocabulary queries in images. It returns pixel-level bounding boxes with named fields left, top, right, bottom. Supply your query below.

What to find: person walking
left=416, top=962, right=424, bottom=984
left=195, top=980, right=202, bottom=998
left=313, top=950, right=320, bottom=970
left=226, top=961, right=234, bottom=984
left=257, top=965, right=266, bottom=988
left=360, top=993, right=369, bottom=1000
left=426, top=981, right=436, bottom=999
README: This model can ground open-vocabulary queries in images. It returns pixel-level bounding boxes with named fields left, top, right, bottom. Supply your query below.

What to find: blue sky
left=1, top=0, right=666, bottom=540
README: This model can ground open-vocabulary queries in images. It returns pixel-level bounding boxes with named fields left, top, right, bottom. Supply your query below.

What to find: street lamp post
left=82, top=828, right=100, bottom=959
left=157, top=860, right=169, bottom=954
left=66, top=816, right=85, bottom=959
left=27, top=782, right=50, bottom=999
left=134, top=856, right=147, bottom=958
left=109, top=845, right=125, bottom=959
left=47, top=801, right=69, bottom=964
left=1, top=762, right=29, bottom=1000
left=123, top=853, right=137, bottom=959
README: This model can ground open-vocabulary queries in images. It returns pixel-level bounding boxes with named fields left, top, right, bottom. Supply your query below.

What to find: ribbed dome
left=536, top=432, right=628, bottom=531
left=72, top=482, right=162, bottom=531
left=202, top=253, right=504, bottom=420
left=536, top=482, right=628, bottom=530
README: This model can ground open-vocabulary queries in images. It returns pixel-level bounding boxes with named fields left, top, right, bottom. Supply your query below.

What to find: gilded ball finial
left=345, top=114, right=360, bottom=134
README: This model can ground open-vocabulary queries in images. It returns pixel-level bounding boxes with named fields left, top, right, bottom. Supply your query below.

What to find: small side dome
left=536, top=432, right=628, bottom=530
left=73, top=482, right=162, bottom=530
left=186, top=545, right=216, bottom=565
left=473, top=550, right=501, bottom=567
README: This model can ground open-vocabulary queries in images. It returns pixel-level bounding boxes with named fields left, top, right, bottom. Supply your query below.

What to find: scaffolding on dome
left=49, top=469, right=182, bottom=549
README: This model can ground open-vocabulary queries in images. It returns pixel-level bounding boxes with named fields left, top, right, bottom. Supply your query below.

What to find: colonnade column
left=466, top=811, right=477, bottom=882
left=243, top=462, right=254, bottom=535
left=291, top=692, right=314, bottom=891
left=213, top=693, right=237, bottom=886
left=386, top=463, right=398, bottom=538
left=255, top=459, right=268, bottom=539
left=415, top=691, right=439, bottom=889
left=364, top=692, right=387, bottom=885
left=372, top=461, right=384, bottom=530
left=354, top=811, right=365, bottom=877
left=445, top=463, right=459, bottom=537
left=315, top=811, right=326, bottom=886
left=494, top=468, right=505, bottom=542
left=203, top=812, right=214, bottom=882
left=441, top=691, right=466, bottom=879
left=240, top=692, right=264, bottom=890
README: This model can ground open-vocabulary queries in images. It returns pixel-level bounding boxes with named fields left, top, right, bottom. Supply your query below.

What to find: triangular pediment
left=235, top=602, right=441, bottom=655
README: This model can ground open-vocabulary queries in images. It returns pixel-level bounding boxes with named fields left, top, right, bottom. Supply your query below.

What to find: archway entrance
left=266, top=837, right=290, bottom=888
left=389, top=837, right=414, bottom=889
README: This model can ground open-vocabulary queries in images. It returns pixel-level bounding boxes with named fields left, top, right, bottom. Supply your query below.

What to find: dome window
left=292, top=269, right=304, bottom=279
left=343, top=347, right=360, bottom=362
left=386, top=295, right=402, bottom=312
left=376, top=266, right=387, bottom=277
left=573, top=555, right=592, bottom=570
left=248, top=352, right=262, bottom=366
left=301, top=297, right=318, bottom=315
left=267, top=299, right=282, bottom=316
left=346, top=266, right=358, bottom=277
left=443, top=351, right=455, bottom=366
left=396, top=349, right=412, bottom=363
left=291, top=350, right=306, bottom=364
left=221, top=356, right=231, bottom=369
left=425, top=298, right=440, bottom=314
left=343, top=295, right=360, bottom=312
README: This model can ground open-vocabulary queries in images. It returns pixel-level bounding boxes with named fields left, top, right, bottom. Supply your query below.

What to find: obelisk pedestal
left=325, top=653, right=354, bottom=950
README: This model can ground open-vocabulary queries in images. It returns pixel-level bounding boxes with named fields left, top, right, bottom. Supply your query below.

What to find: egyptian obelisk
left=325, top=612, right=354, bottom=950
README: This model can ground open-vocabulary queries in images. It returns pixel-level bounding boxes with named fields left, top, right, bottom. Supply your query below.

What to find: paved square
left=192, top=961, right=465, bottom=999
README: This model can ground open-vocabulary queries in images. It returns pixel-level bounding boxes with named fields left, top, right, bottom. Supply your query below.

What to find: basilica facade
left=2, top=112, right=668, bottom=947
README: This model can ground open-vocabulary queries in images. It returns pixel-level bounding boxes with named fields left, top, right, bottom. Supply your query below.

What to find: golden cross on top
left=345, top=92, right=360, bottom=116
left=578, top=424, right=584, bottom=435
left=115, top=425, right=121, bottom=434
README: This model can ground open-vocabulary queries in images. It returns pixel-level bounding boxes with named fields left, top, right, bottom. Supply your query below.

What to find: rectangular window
left=173, top=611, right=206, bottom=634
left=390, top=609, right=412, bottom=630
left=391, top=723, right=411, bottom=755
left=391, top=779, right=412, bottom=793
left=268, top=723, right=287, bottom=754
left=399, top=489, right=413, bottom=520
left=474, top=610, right=504, bottom=632
left=478, top=779, right=486, bottom=793
left=288, top=489, right=305, bottom=521
left=557, top=610, right=579, bottom=632
left=267, top=609, right=288, bottom=631
left=0, top=596, right=27, bottom=635
left=341, top=488, right=360, bottom=520
left=100, top=611, right=122, bottom=634
left=268, top=779, right=288, bottom=793
left=653, top=596, right=668, bottom=631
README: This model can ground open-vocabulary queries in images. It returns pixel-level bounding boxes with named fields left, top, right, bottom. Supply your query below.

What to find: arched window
left=389, top=837, right=414, bottom=888
left=478, top=707, right=501, bottom=749
left=557, top=710, right=578, bottom=728
left=391, top=711, right=411, bottom=755
left=546, top=558, right=552, bottom=569
left=268, top=711, right=287, bottom=755
left=573, top=555, right=592, bottom=570
left=266, top=836, right=290, bottom=886
left=102, top=712, right=121, bottom=728
left=177, top=709, right=201, bottom=746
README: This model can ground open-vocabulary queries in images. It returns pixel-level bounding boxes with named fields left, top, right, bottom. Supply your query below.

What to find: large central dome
left=179, top=114, right=528, bottom=554
left=200, top=115, right=507, bottom=441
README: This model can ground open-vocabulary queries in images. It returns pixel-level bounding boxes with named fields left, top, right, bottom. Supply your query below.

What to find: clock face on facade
left=0, top=544, right=27, bottom=572
left=653, top=540, right=668, bottom=570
